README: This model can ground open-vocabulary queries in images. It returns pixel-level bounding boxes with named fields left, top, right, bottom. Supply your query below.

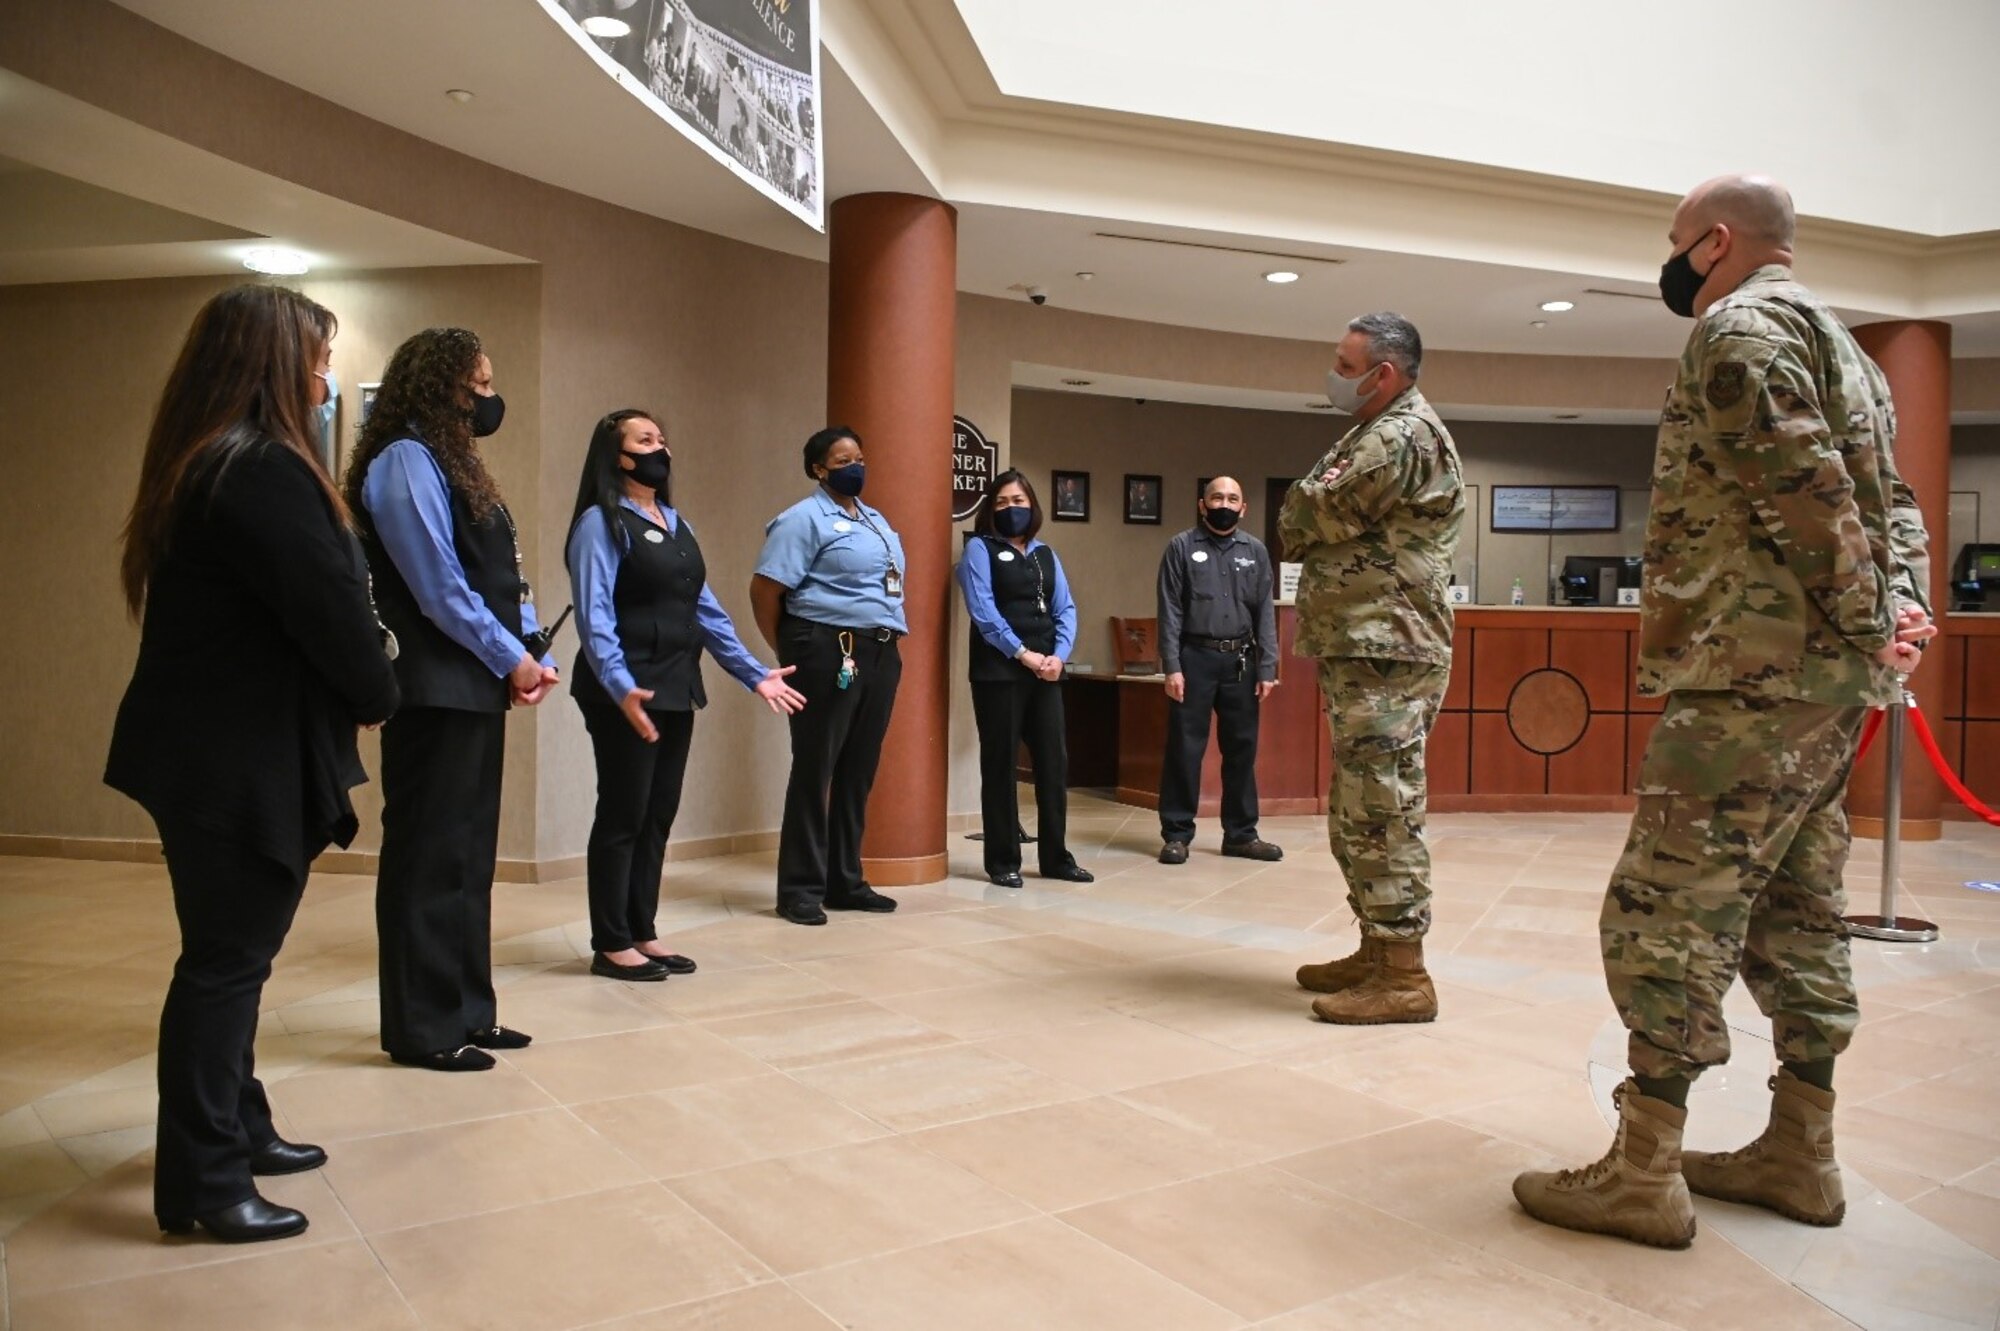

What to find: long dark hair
left=568, top=409, right=665, bottom=562
left=344, top=327, right=501, bottom=522
left=119, top=283, right=341, bottom=616
left=972, top=467, right=1044, bottom=542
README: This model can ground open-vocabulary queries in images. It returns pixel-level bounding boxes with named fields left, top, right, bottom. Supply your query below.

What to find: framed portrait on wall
left=358, top=382, right=382, bottom=424
left=1124, top=473, right=1163, bottom=525
left=1051, top=470, right=1090, bottom=522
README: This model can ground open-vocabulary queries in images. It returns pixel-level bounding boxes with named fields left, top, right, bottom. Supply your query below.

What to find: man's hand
left=1873, top=641, right=1922, bottom=675
left=1894, top=603, right=1937, bottom=647
left=1319, top=460, right=1349, bottom=486
left=514, top=664, right=560, bottom=707
left=1256, top=679, right=1278, bottom=701
left=1164, top=671, right=1186, bottom=702
left=1037, top=655, right=1064, bottom=682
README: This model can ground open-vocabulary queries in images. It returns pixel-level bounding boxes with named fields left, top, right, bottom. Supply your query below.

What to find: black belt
left=827, top=624, right=900, bottom=643
left=1184, top=634, right=1252, bottom=653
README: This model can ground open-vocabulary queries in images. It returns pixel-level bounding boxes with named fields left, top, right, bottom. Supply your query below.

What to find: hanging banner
left=952, top=416, right=997, bottom=522
left=542, top=0, right=824, bottom=229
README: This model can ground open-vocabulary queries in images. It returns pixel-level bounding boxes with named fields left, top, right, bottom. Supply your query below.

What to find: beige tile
left=978, top=1016, right=1250, bottom=1092
left=876, top=976, right=1112, bottom=1040
left=790, top=1044, right=1087, bottom=1131
left=269, top=1062, right=558, bottom=1142
left=1908, top=1184, right=2000, bottom=1260
left=1060, top=1165, right=1435, bottom=1320
left=31, top=1083, right=157, bottom=1139
left=369, top=1183, right=766, bottom=1331
left=699, top=999, right=956, bottom=1070
left=789, top=947, right=991, bottom=997
left=790, top=1215, right=1237, bottom=1331
left=1293, top=1030, right=1582, bottom=1114
left=8, top=1239, right=418, bottom=1331
left=665, top=1136, right=1033, bottom=1275
left=462, top=977, right=678, bottom=1042
left=506, top=1024, right=769, bottom=1103
left=621, top=964, right=857, bottom=1020
left=0, top=1140, right=88, bottom=1198
left=1116, top=1063, right=1416, bottom=1164
left=912, top=1095, right=1243, bottom=1210
left=56, top=1123, right=155, bottom=1179
left=1840, top=1102, right=2000, bottom=1185
left=591, top=1283, right=842, bottom=1330
left=1272, top=1117, right=1550, bottom=1235
left=571, top=1074, right=889, bottom=1177
left=1265, top=1247, right=1676, bottom=1330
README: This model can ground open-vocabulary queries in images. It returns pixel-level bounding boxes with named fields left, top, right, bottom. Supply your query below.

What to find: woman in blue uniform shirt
left=567, top=409, right=805, bottom=980
left=957, top=470, right=1093, bottom=887
left=749, top=426, right=907, bottom=926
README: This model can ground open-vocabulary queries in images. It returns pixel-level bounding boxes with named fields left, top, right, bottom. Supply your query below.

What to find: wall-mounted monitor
left=1491, top=486, right=1621, bottom=533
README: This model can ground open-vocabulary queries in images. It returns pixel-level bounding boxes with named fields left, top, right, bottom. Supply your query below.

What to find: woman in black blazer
left=106, top=284, right=399, bottom=1244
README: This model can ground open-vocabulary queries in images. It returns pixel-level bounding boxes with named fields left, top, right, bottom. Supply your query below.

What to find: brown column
left=1848, top=319, right=1951, bottom=842
left=827, top=193, right=956, bottom=886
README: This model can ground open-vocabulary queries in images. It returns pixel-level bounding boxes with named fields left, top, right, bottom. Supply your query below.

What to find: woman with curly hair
left=347, top=328, right=556, bottom=1072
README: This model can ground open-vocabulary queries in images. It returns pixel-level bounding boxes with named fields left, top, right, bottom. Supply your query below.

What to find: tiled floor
left=3, top=793, right=2000, bottom=1330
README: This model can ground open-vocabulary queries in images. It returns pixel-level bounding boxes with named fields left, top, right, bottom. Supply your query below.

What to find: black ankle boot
left=159, top=1195, right=308, bottom=1243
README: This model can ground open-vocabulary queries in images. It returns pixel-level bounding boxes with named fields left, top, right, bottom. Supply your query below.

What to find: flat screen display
left=1491, top=486, right=1621, bottom=533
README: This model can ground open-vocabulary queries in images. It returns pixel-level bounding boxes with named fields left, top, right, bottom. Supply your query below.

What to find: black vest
left=573, top=508, right=709, bottom=712
left=360, top=442, right=524, bottom=713
left=968, top=536, right=1058, bottom=683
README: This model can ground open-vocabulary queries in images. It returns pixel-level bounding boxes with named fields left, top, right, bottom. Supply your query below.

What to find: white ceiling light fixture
left=1539, top=299, right=1576, bottom=312
left=444, top=88, right=475, bottom=104
left=1060, top=378, right=1093, bottom=387
left=1529, top=319, right=1548, bottom=329
left=1075, top=271, right=1095, bottom=281
left=242, top=246, right=310, bottom=276
left=1552, top=412, right=1582, bottom=420
left=581, top=16, right=631, bottom=37
left=1264, top=270, right=1299, bottom=284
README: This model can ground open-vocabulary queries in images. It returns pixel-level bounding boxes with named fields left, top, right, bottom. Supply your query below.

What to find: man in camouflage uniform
left=1278, top=311, right=1465, bottom=1025
left=1514, top=174, right=1932, bottom=1249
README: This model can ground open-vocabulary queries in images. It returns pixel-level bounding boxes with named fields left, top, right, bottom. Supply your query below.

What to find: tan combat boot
left=1308, top=940, right=1436, bottom=1024
left=1512, top=1080, right=1697, bottom=1249
left=1296, top=934, right=1379, bottom=994
left=1682, top=1069, right=1843, bottom=1226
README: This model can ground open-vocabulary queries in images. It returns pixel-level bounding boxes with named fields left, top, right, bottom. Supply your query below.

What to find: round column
left=1849, top=319, right=1951, bottom=842
left=827, top=193, right=956, bottom=885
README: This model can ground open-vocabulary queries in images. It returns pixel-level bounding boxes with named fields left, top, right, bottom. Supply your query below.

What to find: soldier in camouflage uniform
left=1514, top=174, right=1932, bottom=1250
left=1278, top=311, right=1465, bottom=1025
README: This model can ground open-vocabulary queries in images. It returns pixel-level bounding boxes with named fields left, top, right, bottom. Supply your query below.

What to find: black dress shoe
left=249, top=1138, right=326, bottom=1176
left=780, top=903, right=828, bottom=926
left=988, top=871, right=1024, bottom=888
left=592, top=953, right=669, bottom=981
left=1221, top=838, right=1285, bottom=862
left=636, top=950, right=698, bottom=974
left=389, top=1045, right=496, bottom=1072
left=1044, top=864, right=1095, bottom=883
left=1159, top=841, right=1190, bottom=865
left=159, top=1195, right=308, bottom=1243
left=826, top=888, right=898, bottom=913
left=469, top=1025, right=533, bottom=1049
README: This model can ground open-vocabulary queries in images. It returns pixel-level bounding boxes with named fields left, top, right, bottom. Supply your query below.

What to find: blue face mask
left=823, top=462, right=866, bottom=497
left=993, top=505, right=1033, bottom=538
left=315, top=369, right=339, bottom=433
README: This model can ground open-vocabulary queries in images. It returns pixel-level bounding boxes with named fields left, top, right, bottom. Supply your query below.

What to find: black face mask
left=1203, top=504, right=1242, bottom=532
left=993, top=505, right=1033, bottom=538
left=469, top=391, right=506, bottom=437
left=622, top=449, right=670, bottom=488
left=1658, top=227, right=1716, bottom=318
left=823, top=462, right=865, bottom=497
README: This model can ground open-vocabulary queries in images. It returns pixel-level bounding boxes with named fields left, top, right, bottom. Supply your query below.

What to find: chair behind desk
left=1109, top=616, right=1159, bottom=675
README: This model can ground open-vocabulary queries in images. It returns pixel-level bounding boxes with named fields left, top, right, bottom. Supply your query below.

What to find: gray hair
left=1347, top=311, right=1423, bottom=379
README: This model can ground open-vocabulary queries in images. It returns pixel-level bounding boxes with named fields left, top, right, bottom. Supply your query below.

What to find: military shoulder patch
left=1705, top=361, right=1747, bottom=410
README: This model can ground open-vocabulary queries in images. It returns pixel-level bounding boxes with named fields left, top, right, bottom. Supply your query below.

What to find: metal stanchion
left=1847, top=691, right=1940, bottom=943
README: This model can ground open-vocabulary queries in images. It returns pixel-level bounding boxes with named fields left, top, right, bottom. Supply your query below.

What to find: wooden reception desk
left=1063, top=607, right=2000, bottom=817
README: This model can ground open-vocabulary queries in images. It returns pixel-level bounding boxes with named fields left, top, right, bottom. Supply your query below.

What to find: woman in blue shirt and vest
left=566, top=409, right=805, bottom=980
left=347, top=328, right=557, bottom=1073
left=749, top=426, right=907, bottom=926
left=957, top=470, right=1094, bottom=887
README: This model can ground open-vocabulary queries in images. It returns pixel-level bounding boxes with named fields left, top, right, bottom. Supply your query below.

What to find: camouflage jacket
left=1278, top=385, right=1465, bottom=664
left=1638, top=265, right=1929, bottom=705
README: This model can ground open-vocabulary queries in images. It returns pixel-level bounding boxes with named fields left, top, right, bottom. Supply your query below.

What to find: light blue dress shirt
left=361, top=438, right=549, bottom=677
left=566, top=498, right=770, bottom=701
left=754, top=490, right=909, bottom=634
left=956, top=536, right=1077, bottom=660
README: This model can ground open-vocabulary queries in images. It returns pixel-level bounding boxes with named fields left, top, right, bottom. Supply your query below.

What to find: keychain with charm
left=836, top=630, right=857, bottom=690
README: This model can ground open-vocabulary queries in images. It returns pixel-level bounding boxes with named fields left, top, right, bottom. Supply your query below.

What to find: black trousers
left=971, top=677, right=1075, bottom=876
left=580, top=697, right=695, bottom=953
left=1160, top=644, right=1262, bottom=844
left=153, top=822, right=308, bottom=1219
left=775, top=619, right=901, bottom=911
left=376, top=705, right=505, bottom=1057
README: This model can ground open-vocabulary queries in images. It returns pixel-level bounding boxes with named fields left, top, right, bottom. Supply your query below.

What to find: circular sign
left=1507, top=668, right=1590, bottom=755
left=952, top=415, right=997, bottom=522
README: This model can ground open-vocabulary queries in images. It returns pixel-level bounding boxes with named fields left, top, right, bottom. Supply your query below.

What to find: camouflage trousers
left=1316, top=656, right=1452, bottom=940
left=1604, top=690, right=1866, bottom=1082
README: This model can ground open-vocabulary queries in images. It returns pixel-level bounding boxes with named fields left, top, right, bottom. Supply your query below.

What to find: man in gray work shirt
left=1155, top=476, right=1283, bottom=864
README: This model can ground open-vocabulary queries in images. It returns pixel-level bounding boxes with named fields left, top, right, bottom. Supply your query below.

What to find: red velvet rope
left=1905, top=703, right=2000, bottom=828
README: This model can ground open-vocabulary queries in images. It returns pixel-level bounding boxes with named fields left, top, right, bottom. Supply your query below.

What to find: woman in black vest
left=956, top=470, right=1094, bottom=887
left=347, top=329, right=559, bottom=1072
left=107, top=284, right=399, bottom=1241
left=566, top=409, right=805, bottom=980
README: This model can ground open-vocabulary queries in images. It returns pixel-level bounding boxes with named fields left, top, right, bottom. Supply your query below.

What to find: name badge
left=1191, top=551, right=1209, bottom=563
left=996, top=550, right=1016, bottom=562
left=832, top=520, right=852, bottom=533
left=643, top=529, right=665, bottom=544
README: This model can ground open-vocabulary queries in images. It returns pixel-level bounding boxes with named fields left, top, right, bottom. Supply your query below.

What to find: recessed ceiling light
left=445, top=88, right=474, bottom=104
left=1308, top=403, right=1338, bottom=410
left=1553, top=412, right=1582, bottom=421
left=242, top=246, right=310, bottom=276
left=1529, top=319, right=1549, bottom=329
left=1264, top=271, right=1300, bottom=284
left=1539, top=300, right=1576, bottom=312
left=1060, top=378, right=1093, bottom=387
left=1075, top=271, right=1095, bottom=281
left=582, top=15, right=631, bottom=36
